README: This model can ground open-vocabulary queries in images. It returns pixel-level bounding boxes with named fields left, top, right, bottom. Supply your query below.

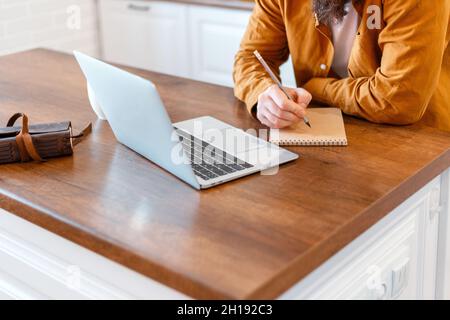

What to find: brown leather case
left=0, top=113, right=91, bottom=164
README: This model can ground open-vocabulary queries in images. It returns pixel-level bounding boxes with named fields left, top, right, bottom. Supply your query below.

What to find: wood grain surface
left=0, top=49, right=449, bottom=299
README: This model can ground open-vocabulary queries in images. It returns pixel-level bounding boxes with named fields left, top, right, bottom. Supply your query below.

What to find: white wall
left=0, top=0, right=99, bottom=56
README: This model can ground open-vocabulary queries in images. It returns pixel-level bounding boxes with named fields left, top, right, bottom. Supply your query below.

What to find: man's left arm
left=304, top=0, right=449, bottom=125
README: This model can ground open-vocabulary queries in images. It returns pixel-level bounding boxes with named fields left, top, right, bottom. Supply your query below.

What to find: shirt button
left=320, top=64, right=327, bottom=70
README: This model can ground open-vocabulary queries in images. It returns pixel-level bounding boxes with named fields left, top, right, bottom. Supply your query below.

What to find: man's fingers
left=266, top=97, right=301, bottom=122
left=258, top=114, right=272, bottom=128
left=257, top=85, right=313, bottom=129
left=256, top=106, right=271, bottom=127
left=262, top=109, right=292, bottom=129
left=268, top=86, right=296, bottom=111
left=293, top=87, right=312, bottom=105
left=285, top=87, right=312, bottom=106
left=268, top=86, right=306, bottom=118
left=257, top=100, right=296, bottom=128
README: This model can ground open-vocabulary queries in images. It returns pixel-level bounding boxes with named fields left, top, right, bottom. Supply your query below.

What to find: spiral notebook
left=269, top=108, right=348, bottom=146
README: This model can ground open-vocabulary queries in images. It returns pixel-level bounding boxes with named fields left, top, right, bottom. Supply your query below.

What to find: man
left=233, top=0, right=450, bottom=131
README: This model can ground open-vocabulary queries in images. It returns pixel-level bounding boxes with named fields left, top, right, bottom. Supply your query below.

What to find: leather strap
left=71, top=122, right=92, bottom=146
left=15, top=132, right=30, bottom=162
left=7, top=113, right=45, bottom=162
left=6, top=113, right=24, bottom=127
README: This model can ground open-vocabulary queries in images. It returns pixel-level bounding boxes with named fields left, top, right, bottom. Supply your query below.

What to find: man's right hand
left=256, top=85, right=312, bottom=129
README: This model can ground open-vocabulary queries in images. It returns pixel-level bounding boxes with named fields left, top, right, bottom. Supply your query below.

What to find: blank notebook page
left=269, top=108, right=348, bottom=146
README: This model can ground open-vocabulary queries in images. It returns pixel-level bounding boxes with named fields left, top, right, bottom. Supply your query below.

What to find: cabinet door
left=99, top=0, right=190, bottom=77
left=188, top=6, right=250, bottom=87
left=279, top=176, right=442, bottom=300
left=188, top=5, right=296, bottom=88
left=437, top=168, right=450, bottom=299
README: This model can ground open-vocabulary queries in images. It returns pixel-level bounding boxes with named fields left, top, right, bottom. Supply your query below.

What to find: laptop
left=74, top=51, right=299, bottom=190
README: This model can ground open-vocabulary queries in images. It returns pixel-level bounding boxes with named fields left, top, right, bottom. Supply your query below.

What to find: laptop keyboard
left=174, top=127, right=254, bottom=181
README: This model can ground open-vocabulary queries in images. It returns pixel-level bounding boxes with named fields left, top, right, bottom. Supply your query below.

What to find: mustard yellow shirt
left=233, top=0, right=450, bottom=131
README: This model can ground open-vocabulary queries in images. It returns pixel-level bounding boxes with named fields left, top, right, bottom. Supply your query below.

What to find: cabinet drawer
left=99, top=0, right=190, bottom=77
left=100, top=0, right=186, bottom=18
left=280, top=176, right=441, bottom=300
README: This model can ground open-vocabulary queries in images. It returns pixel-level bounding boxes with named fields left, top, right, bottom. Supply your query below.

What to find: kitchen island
left=0, top=49, right=449, bottom=299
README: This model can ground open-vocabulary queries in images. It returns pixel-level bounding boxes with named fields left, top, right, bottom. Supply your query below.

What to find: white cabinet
left=188, top=5, right=296, bottom=87
left=437, top=168, right=450, bottom=299
left=99, top=0, right=297, bottom=88
left=99, top=0, right=190, bottom=77
left=188, top=5, right=250, bottom=86
left=279, top=176, right=443, bottom=300
left=0, top=208, right=189, bottom=300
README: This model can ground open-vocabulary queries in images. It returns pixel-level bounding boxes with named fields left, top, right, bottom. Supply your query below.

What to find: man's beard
left=313, top=0, right=352, bottom=25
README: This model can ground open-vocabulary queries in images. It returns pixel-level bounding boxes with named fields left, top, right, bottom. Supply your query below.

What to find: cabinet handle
left=127, top=3, right=151, bottom=12
left=366, top=265, right=387, bottom=299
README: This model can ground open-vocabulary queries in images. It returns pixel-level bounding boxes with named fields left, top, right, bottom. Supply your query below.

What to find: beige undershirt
left=330, top=2, right=360, bottom=78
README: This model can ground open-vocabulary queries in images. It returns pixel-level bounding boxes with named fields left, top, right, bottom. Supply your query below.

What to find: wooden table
left=0, top=49, right=449, bottom=299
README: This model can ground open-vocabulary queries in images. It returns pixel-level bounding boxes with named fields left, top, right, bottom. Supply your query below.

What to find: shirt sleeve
left=304, top=0, right=449, bottom=125
left=233, top=0, right=289, bottom=114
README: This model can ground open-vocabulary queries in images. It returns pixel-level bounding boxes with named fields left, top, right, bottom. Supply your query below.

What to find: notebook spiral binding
left=272, top=139, right=348, bottom=146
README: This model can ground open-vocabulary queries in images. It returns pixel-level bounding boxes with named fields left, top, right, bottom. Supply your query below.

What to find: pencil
left=253, top=50, right=311, bottom=128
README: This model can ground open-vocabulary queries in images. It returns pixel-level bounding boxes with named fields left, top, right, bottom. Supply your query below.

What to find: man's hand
left=256, top=85, right=312, bottom=129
